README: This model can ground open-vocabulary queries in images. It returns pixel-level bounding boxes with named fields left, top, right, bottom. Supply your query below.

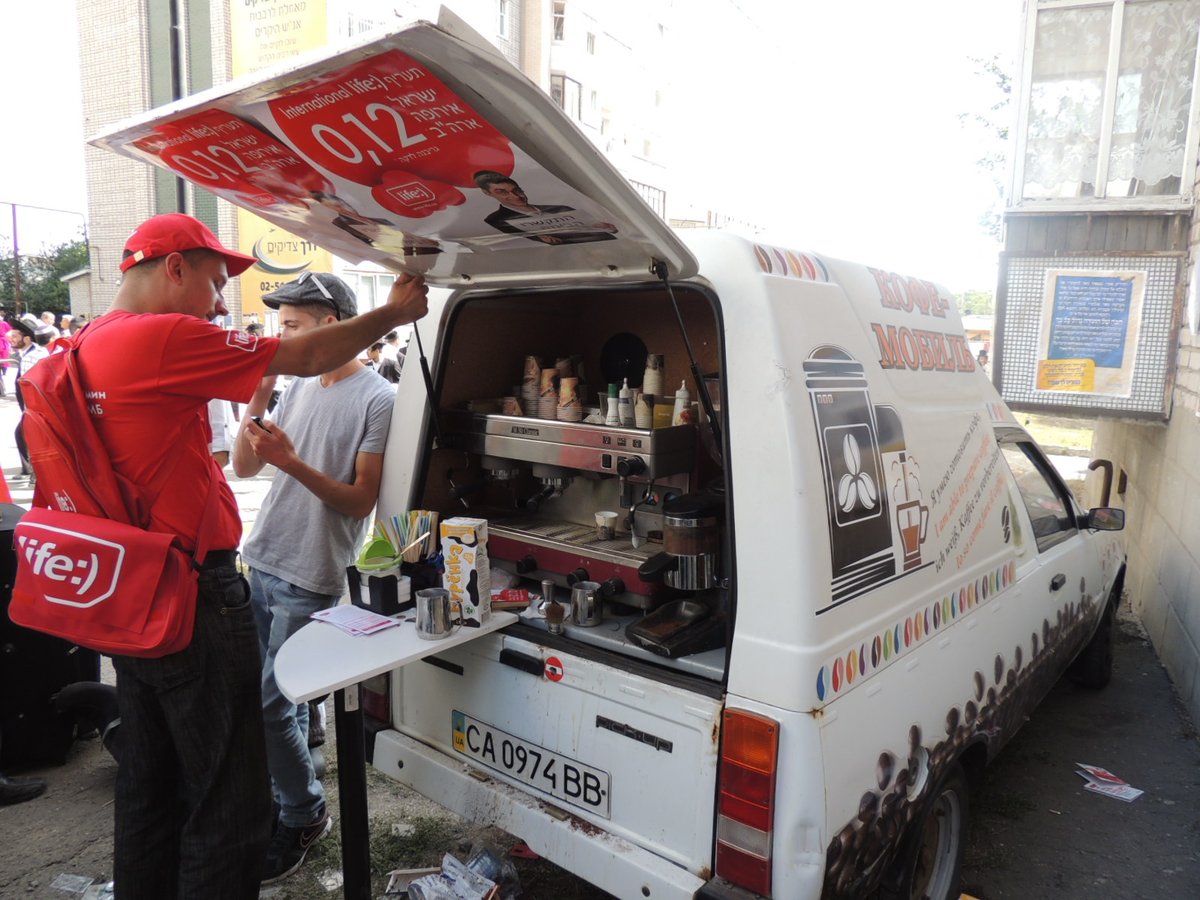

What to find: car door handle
left=1050, top=573, right=1066, bottom=591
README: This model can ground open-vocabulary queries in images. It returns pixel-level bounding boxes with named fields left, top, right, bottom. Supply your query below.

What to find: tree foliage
left=0, top=240, right=89, bottom=317
left=960, top=54, right=1012, bottom=242
left=956, top=288, right=994, bottom=316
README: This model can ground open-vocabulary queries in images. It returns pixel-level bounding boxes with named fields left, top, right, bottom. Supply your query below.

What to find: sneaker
left=0, top=773, right=47, bottom=806
left=261, top=806, right=332, bottom=884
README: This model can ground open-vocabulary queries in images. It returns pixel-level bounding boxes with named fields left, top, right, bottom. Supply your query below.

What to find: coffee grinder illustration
left=804, top=346, right=896, bottom=606
left=875, top=405, right=929, bottom=571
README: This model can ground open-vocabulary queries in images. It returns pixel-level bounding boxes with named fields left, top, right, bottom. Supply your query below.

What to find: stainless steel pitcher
left=570, top=581, right=603, bottom=627
left=415, top=588, right=463, bottom=640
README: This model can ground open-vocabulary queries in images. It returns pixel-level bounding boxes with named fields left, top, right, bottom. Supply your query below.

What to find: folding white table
left=274, top=612, right=517, bottom=900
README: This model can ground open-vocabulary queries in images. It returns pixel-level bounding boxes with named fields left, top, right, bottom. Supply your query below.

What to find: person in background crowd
left=60, top=314, right=75, bottom=337
left=365, top=341, right=383, bottom=370
left=246, top=322, right=264, bottom=338
left=379, top=330, right=401, bottom=362
left=12, top=314, right=53, bottom=482
left=233, top=271, right=400, bottom=884
left=43, top=213, right=426, bottom=900
left=39, top=311, right=60, bottom=340
left=375, top=342, right=400, bottom=384
left=0, top=313, right=12, bottom=398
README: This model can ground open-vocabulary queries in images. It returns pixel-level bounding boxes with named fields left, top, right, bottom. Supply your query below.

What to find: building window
left=550, top=73, right=582, bottom=121
left=1015, top=0, right=1200, bottom=206
left=586, top=32, right=596, bottom=54
left=498, top=0, right=511, bottom=38
left=553, top=1, right=565, bottom=41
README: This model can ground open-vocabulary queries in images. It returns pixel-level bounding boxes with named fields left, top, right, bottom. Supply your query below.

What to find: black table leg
left=334, top=684, right=371, bottom=900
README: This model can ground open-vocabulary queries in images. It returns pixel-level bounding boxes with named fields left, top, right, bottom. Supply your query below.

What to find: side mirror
left=1084, top=507, right=1125, bottom=531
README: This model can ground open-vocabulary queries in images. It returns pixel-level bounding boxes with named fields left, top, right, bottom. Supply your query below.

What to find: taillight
left=360, top=672, right=390, bottom=722
left=715, top=709, right=779, bottom=896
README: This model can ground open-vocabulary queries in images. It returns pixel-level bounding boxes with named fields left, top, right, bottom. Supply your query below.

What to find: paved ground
left=1, top=379, right=1198, bottom=899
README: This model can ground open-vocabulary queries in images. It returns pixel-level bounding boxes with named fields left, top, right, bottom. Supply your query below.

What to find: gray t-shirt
left=242, top=366, right=395, bottom=595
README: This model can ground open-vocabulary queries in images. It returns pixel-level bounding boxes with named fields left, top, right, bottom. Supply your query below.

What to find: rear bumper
left=373, top=728, right=707, bottom=900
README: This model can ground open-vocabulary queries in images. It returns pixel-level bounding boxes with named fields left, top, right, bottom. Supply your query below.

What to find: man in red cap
left=60, top=213, right=428, bottom=899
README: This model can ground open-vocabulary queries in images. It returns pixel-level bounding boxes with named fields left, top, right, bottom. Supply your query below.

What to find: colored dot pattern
left=752, top=243, right=831, bottom=282
left=815, top=561, right=1017, bottom=703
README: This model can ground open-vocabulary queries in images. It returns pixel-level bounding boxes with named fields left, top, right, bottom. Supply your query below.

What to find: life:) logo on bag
left=16, top=523, right=125, bottom=608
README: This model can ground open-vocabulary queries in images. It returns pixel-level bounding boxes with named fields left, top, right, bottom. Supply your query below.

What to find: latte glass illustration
left=896, top=500, right=929, bottom=570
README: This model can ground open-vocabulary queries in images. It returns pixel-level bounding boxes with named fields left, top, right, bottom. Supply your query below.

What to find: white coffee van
left=94, top=14, right=1126, bottom=899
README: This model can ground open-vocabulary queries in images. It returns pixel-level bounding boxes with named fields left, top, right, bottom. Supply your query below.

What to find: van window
left=1000, top=441, right=1078, bottom=551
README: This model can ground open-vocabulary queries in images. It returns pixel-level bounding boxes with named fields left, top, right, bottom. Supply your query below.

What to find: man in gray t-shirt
left=232, top=272, right=395, bottom=885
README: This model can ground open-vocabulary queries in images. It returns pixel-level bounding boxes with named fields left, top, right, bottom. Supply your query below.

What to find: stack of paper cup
left=521, top=356, right=542, bottom=416
left=558, top=376, right=583, bottom=422
left=642, top=353, right=664, bottom=400
left=634, top=392, right=654, bottom=429
left=538, top=368, right=559, bottom=419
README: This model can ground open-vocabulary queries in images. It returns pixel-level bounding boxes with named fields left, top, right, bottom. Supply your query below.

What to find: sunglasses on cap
left=295, top=271, right=340, bottom=319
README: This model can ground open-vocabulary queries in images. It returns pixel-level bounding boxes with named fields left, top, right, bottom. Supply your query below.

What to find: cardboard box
left=441, top=517, right=491, bottom=626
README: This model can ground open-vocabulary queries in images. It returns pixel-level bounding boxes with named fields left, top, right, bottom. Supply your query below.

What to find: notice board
left=997, top=255, right=1179, bottom=418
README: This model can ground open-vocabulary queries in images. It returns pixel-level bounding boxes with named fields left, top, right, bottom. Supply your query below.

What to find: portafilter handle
left=637, top=552, right=679, bottom=583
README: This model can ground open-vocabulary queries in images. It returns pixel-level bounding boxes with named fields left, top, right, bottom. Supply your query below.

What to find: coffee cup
left=595, top=510, right=618, bottom=541
left=415, top=587, right=462, bottom=640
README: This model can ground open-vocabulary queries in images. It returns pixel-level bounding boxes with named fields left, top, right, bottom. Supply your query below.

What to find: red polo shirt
left=76, top=311, right=280, bottom=553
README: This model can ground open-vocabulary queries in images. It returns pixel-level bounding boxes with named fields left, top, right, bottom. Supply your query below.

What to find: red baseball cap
left=120, top=213, right=257, bottom=275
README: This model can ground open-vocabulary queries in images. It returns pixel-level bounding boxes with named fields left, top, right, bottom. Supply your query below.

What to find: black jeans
left=111, top=564, right=272, bottom=899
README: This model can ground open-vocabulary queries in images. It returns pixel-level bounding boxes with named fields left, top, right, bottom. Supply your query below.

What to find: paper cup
left=595, top=510, right=619, bottom=541
left=523, top=355, right=542, bottom=383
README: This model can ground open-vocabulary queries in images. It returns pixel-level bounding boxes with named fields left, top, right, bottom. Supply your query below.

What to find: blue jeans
left=249, top=569, right=338, bottom=827
left=112, top=564, right=272, bottom=900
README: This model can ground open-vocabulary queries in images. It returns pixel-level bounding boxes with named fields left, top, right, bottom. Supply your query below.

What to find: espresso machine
left=439, top=408, right=697, bottom=609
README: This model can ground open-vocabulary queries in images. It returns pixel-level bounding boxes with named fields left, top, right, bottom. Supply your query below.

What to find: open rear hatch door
left=90, top=9, right=698, bottom=288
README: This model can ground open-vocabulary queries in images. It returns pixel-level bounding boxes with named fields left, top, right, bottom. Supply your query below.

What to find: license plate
left=452, top=711, right=611, bottom=818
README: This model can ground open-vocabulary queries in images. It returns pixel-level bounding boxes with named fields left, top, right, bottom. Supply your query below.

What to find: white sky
left=0, top=1, right=88, bottom=254
left=0, top=0, right=1020, bottom=292
left=668, top=0, right=1022, bottom=292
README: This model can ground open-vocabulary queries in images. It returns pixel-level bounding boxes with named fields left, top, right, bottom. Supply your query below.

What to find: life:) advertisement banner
left=123, top=46, right=630, bottom=267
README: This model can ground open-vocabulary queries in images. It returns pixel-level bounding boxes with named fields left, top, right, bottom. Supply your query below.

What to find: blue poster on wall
left=1047, top=275, right=1134, bottom=369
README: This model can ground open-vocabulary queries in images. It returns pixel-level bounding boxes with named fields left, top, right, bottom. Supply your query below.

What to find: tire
left=1070, top=596, right=1114, bottom=689
left=886, top=764, right=969, bottom=900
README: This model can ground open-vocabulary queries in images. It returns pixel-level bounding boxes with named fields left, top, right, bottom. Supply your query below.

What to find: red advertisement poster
left=265, top=49, right=515, bottom=218
left=131, top=109, right=332, bottom=211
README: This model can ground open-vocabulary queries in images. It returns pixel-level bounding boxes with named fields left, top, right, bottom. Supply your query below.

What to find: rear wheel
left=886, top=764, right=969, bottom=900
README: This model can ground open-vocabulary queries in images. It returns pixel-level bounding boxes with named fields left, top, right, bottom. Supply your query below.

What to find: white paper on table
left=311, top=604, right=401, bottom=636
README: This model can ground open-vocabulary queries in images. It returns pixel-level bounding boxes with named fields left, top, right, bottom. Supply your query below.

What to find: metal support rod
left=334, top=685, right=371, bottom=900
left=11, top=204, right=22, bottom=313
